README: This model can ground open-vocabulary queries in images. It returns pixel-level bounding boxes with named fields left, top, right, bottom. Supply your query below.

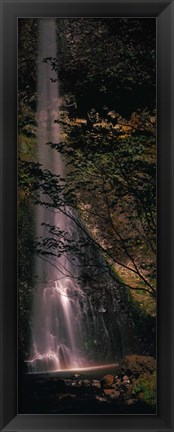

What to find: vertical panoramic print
left=18, top=18, right=156, bottom=414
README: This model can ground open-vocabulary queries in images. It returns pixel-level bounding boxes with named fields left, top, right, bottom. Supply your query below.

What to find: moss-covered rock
left=116, top=354, right=156, bottom=409
left=132, top=370, right=156, bottom=408
left=117, top=354, right=156, bottom=378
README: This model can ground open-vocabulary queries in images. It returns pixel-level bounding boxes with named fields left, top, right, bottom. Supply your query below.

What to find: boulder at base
left=100, top=374, right=115, bottom=389
left=117, top=354, right=156, bottom=378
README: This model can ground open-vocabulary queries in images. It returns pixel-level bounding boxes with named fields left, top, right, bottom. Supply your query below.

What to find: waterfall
left=27, top=19, right=86, bottom=372
left=28, top=19, right=138, bottom=373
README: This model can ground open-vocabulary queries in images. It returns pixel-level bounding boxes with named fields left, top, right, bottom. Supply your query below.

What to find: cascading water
left=28, top=19, right=88, bottom=372
left=28, top=19, right=139, bottom=373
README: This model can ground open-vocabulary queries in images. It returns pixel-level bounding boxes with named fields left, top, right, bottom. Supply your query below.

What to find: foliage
left=18, top=187, right=35, bottom=357
left=46, top=117, right=156, bottom=297
left=55, top=18, right=156, bottom=116
left=132, top=371, right=156, bottom=408
left=18, top=55, right=38, bottom=356
left=18, top=18, right=38, bottom=107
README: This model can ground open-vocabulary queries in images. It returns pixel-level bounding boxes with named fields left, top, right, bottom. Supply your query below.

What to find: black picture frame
left=0, top=0, right=173, bottom=431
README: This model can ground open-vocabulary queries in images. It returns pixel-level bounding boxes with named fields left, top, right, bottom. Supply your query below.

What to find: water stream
left=28, top=19, right=137, bottom=373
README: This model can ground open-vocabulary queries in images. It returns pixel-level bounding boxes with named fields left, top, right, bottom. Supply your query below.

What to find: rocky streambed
left=19, top=355, right=156, bottom=414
